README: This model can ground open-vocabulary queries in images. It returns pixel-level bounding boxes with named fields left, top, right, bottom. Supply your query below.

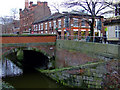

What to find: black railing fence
left=57, top=35, right=107, bottom=43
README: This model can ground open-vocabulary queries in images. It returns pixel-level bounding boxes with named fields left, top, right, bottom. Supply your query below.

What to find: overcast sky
left=0, top=0, right=68, bottom=18
left=0, top=0, right=118, bottom=18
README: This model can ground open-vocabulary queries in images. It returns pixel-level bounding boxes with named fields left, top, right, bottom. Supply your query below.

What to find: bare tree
left=50, top=1, right=69, bottom=13
left=10, top=8, right=18, bottom=20
left=63, top=0, right=116, bottom=39
left=0, top=8, right=18, bottom=34
left=50, top=2, right=61, bottom=13
left=10, top=8, right=19, bottom=32
left=0, top=16, right=13, bottom=34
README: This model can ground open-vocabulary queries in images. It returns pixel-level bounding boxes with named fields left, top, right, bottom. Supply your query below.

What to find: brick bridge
left=1, top=34, right=57, bottom=70
left=1, top=34, right=56, bottom=56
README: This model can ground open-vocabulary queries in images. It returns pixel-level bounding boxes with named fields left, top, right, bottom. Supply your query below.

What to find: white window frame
left=41, top=31, right=43, bottom=34
left=58, top=19, right=61, bottom=28
left=49, top=22, right=51, bottom=28
left=45, top=31, right=47, bottom=34
left=41, top=23, right=43, bottom=30
left=73, top=18, right=78, bottom=27
left=36, top=25, right=37, bottom=31
left=64, top=19, right=65, bottom=27
left=45, top=22, right=47, bottom=30
left=39, top=24, right=40, bottom=30
left=34, top=25, right=36, bottom=31
left=53, top=21, right=56, bottom=29
left=115, top=25, right=120, bottom=38
left=81, top=20, right=86, bottom=27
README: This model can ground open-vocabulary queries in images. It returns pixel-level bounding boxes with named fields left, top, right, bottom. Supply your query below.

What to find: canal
left=1, top=53, right=69, bottom=89
left=3, top=70, right=67, bottom=88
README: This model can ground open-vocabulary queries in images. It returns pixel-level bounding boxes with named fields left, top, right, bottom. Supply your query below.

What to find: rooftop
left=33, top=11, right=103, bottom=24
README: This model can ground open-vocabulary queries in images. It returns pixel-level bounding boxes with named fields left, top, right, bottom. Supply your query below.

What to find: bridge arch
left=2, top=46, right=55, bottom=71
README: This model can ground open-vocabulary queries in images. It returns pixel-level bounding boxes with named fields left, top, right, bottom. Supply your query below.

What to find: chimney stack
left=19, top=9, right=22, bottom=12
left=37, top=1, right=41, bottom=6
left=44, top=2, right=48, bottom=6
left=30, top=1, right=33, bottom=7
left=25, top=0, right=29, bottom=8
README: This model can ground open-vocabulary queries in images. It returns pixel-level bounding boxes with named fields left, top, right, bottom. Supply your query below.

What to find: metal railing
left=57, top=35, right=107, bottom=43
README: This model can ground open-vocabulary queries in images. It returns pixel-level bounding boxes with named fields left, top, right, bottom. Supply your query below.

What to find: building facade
left=104, top=2, right=120, bottom=44
left=104, top=18, right=120, bottom=44
left=33, top=12, right=104, bottom=40
left=19, top=0, right=51, bottom=33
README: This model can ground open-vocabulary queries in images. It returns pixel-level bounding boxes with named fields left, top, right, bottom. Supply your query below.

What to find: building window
left=45, top=22, right=47, bottom=30
left=73, top=18, right=78, bottom=27
left=65, top=16, right=69, bottom=28
left=64, top=19, right=65, bottom=27
left=39, top=24, right=40, bottom=30
left=34, top=25, right=36, bottom=31
left=118, top=26, right=120, bottom=30
left=41, top=23, right=43, bottom=30
left=36, top=25, right=38, bottom=31
left=58, top=19, right=61, bottom=28
left=81, top=21, right=85, bottom=27
left=115, top=25, right=120, bottom=38
left=49, top=22, right=51, bottom=28
left=53, top=21, right=56, bottom=29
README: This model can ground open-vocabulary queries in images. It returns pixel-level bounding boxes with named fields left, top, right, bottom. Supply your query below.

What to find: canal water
left=1, top=58, right=68, bottom=89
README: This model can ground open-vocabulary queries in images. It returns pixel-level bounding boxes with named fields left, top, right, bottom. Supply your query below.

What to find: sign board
left=104, top=27, right=108, bottom=31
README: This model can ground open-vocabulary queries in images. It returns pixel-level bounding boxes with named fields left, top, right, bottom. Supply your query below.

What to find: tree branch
left=85, top=0, right=93, bottom=15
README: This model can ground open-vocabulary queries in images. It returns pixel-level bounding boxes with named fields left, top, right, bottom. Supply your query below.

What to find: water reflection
left=1, top=59, right=23, bottom=77
left=3, top=71, right=67, bottom=88
left=1, top=54, right=68, bottom=88
left=0, top=60, right=2, bottom=78
left=2, top=58, right=68, bottom=88
left=0, top=60, right=2, bottom=90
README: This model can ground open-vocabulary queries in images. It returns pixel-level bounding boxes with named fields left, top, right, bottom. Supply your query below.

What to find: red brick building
left=19, top=0, right=51, bottom=33
left=33, top=11, right=104, bottom=40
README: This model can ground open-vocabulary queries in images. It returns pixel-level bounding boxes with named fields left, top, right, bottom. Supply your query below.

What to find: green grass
left=36, top=61, right=105, bottom=73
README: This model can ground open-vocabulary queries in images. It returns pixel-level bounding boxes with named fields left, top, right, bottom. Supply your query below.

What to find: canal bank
left=37, top=59, right=119, bottom=89
left=1, top=57, right=69, bottom=89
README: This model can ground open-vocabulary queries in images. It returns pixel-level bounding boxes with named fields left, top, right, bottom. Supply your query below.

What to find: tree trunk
left=90, top=17, right=95, bottom=42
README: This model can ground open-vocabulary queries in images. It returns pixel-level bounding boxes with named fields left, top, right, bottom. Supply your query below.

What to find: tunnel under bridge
left=1, top=34, right=56, bottom=71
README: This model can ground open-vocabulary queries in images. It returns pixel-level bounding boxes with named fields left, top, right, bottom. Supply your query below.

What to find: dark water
left=3, top=71, right=67, bottom=88
left=1, top=58, right=68, bottom=89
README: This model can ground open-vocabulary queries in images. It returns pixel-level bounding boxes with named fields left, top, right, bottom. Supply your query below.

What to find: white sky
left=0, top=0, right=68, bottom=18
left=0, top=0, right=118, bottom=18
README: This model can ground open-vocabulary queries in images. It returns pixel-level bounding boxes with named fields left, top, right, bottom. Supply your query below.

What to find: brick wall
left=1, top=35, right=56, bottom=44
left=19, top=1, right=51, bottom=33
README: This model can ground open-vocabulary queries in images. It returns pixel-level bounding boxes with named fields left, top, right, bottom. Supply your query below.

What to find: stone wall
left=56, top=40, right=120, bottom=59
left=39, top=59, right=119, bottom=89
left=55, top=49, right=98, bottom=68
left=55, top=40, right=120, bottom=68
left=52, top=40, right=120, bottom=88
